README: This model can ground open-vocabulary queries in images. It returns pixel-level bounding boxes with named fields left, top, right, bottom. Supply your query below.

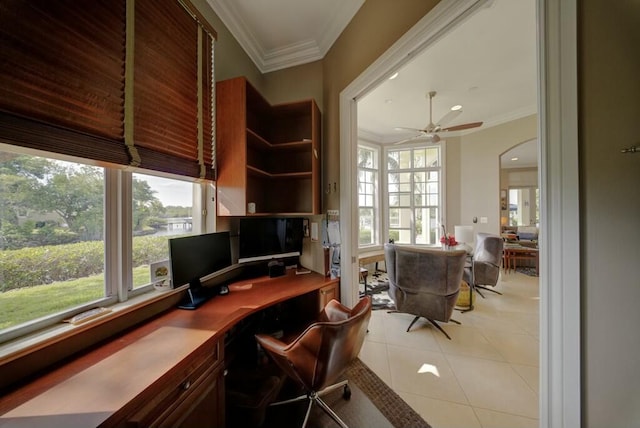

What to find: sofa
left=502, top=225, right=538, bottom=247
left=516, top=225, right=538, bottom=241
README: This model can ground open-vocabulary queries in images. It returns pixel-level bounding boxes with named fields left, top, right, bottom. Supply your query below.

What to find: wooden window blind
left=0, top=0, right=216, bottom=180
left=0, top=0, right=129, bottom=165
left=202, top=34, right=214, bottom=179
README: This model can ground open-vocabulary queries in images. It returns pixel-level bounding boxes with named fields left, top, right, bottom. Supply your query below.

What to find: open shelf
left=216, top=76, right=321, bottom=216
left=246, top=129, right=312, bottom=152
left=246, top=165, right=312, bottom=179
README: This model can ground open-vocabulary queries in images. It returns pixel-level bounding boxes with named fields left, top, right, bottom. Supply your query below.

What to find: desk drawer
left=125, top=340, right=222, bottom=428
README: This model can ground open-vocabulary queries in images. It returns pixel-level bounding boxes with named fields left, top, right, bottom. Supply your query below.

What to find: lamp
left=454, top=225, right=475, bottom=253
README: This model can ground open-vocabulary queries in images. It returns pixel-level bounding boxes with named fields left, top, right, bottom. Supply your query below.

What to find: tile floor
left=358, top=271, right=539, bottom=428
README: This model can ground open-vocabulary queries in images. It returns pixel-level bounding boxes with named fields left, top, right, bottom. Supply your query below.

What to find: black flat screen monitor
left=238, top=217, right=303, bottom=263
left=169, top=231, right=232, bottom=288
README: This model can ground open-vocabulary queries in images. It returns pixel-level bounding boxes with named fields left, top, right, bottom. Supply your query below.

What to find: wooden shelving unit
left=216, top=77, right=321, bottom=216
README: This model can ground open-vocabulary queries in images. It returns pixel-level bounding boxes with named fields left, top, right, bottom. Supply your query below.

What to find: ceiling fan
left=392, top=91, right=483, bottom=144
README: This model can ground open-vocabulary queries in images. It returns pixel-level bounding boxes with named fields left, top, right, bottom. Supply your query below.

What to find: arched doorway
left=500, top=139, right=539, bottom=230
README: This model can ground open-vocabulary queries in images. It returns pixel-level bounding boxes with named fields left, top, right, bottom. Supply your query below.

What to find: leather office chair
left=464, top=232, right=504, bottom=297
left=255, top=296, right=372, bottom=428
left=384, top=243, right=466, bottom=340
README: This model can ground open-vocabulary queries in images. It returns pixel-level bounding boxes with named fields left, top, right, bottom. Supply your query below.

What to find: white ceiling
left=208, top=0, right=538, bottom=167
left=207, top=0, right=365, bottom=73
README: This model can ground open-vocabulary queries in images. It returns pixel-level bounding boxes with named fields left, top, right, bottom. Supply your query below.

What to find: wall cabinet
left=216, top=77, right=321, bottom=216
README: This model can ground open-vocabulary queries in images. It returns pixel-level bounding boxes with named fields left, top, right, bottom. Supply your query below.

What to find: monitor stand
left=178, top=279, right=217, bottom=310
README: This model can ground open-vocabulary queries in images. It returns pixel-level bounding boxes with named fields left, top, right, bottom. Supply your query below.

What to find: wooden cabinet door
left=125, top=342, right=223, bottom=428
left=318, top=282, right=339, bottom=311
left=171, top=366, right=225, bottom=428
left=127, top=363, right=224, bottom=428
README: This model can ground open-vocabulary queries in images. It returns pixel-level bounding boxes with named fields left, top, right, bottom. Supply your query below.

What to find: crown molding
left=206, top=0, right=364, bottom=73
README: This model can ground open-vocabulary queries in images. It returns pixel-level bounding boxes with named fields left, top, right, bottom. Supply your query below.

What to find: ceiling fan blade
left=441, top=121, right=483, bottom=132
left=393, top=133, right=439, bottom=145
left=392, top=134, right=423, bottom=145
left=435, top=110, right=462, bottom=129
left=394, top=126, right=427, bottom=133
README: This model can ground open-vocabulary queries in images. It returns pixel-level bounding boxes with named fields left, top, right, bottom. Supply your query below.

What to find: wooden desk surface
left=358, top=249, right=385, bottom=266
left=0, top=271, right=337, bottom=427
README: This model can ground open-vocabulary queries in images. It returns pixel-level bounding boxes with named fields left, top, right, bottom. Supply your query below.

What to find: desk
left=0, top=271, right=339, bottom=428
left=358, top=250, right=385, bottom=269
left=358, top=250, right=386, bottom=297
left=503, top=245, right=539, bottom=275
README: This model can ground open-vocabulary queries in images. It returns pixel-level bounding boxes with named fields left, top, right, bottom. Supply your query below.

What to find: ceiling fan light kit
left=392, top=91, right=483, bottom=145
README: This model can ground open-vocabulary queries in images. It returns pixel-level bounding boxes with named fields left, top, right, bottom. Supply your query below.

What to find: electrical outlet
left=480, top=216, right=488, bottom=224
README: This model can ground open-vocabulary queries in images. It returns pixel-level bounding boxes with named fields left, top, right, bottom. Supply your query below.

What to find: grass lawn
left=0, top=266, right=152, bottom=330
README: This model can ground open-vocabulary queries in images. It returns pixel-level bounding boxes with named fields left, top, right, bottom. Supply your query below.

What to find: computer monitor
left=169, top=231, right=232, bottom=289
left=238, top=217, right=303, bottom=264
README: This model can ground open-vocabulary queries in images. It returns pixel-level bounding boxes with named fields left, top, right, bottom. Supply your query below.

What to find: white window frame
left=384, top=143, right=444, bottom=246
left=357, top=142, right=380, bottom=249
left=0, top=144, right=210, bottom=344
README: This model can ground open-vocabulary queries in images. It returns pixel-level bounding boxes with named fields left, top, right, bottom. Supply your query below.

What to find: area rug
left=361, top=271, right=396, bottom=310
left=345, top=358, right=432, bottom=428
left=258, top=358, right=431, bottom=428
left=371, top=291, right=396, bottom=310
left=516, top=266, right=539, bottom=277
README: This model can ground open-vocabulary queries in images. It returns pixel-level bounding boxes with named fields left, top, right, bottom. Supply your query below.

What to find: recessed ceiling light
left=511, top=157, right=519, bottom=161
left=451, top=104, right=462, bottom=111
left=388, top=72, right=399, bottom=80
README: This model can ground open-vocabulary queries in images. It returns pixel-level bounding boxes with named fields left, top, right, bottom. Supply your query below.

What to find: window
left=131, top=173, right=194, bottom=289
left=386, top=146, right=442, bottom=245
left=0, top=146, right=199, bottom=341
left=508, top=187, right=539, bottom=226
left=0, top=0, right=217, bottom=346
left=357, top=145, right=379, bottom=247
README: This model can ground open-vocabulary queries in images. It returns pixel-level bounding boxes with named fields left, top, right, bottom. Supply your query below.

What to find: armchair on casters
left=384, top=244, right=467, bottom=340
left=255, top=296, right=372, bottom=428
left=465, top=233, right=504, bottom=298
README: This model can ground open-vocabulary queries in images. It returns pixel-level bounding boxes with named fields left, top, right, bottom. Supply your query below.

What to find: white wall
left=458, top=114, right=538, bottom=234
left=444, top=137, right=462, bottom=229
left=505, top=167, right=537, bottom=187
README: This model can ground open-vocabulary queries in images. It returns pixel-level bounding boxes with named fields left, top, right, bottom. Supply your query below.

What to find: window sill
left=358, top=245, right=384, bottom=253
left=0, top=286, right=186, bottom=390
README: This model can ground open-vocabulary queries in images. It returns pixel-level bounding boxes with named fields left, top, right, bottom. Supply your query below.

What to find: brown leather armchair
left=464, top=232, right=504, bottom=297
left=384, top=243, right=466, bottom=340
left=255, top=296, right=372, bottom=428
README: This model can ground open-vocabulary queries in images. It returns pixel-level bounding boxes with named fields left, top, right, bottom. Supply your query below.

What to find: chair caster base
left=343, top=384, right=351, bottom=400
left=476, top=285, right=502, bottom=296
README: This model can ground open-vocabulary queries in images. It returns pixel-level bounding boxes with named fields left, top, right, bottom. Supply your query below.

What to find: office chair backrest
left=385, top=244, right=467, bottom=296
left=258, top=296, right=372, bottom=393
left=474, top=233, right=504, bottom=266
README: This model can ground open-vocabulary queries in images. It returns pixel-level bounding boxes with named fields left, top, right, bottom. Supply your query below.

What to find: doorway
left=500, top=139, right=540, bottom=229
left=339, top=0, right=581, bottom=426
